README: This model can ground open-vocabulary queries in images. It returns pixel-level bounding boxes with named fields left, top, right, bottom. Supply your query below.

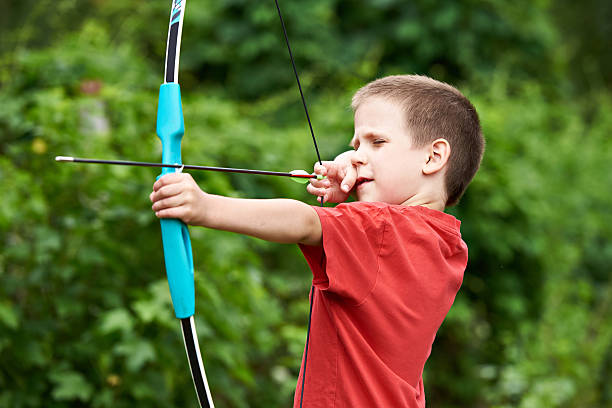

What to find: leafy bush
left=1, top=1, right=610, bottom=407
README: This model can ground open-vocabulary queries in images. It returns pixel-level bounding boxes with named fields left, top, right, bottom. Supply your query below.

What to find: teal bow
left=155, top=1, right=214, bottom=407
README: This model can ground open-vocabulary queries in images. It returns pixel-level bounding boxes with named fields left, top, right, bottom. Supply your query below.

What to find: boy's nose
left=351, top=149, right=367, bottom=166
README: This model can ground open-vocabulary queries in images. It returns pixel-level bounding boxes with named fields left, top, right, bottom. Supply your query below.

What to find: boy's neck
left=400, top=194, right=446, bottom=212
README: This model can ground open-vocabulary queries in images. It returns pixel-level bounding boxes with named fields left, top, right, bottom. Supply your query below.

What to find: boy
left=150, top=74, right=485, bottom=407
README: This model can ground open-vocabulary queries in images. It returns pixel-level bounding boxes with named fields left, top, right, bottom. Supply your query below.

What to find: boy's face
left=350, top=97, right=430, bottom=205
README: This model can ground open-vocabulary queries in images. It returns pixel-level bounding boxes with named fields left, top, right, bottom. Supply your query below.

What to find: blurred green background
left=1, top=0, right=611, bottom=407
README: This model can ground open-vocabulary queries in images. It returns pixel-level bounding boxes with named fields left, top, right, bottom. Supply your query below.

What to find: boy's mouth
left=355, top=177, right=373, bottom=189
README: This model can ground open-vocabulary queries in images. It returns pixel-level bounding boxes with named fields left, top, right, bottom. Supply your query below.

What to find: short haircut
left=351, top=75, right=485, bottom=207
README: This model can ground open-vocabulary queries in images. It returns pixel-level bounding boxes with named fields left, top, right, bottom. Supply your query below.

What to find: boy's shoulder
left=329, top=201, right=458, bottom=220
left=316, top=201, right=462, bottom=237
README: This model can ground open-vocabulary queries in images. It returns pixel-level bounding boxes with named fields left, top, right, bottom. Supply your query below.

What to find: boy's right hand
left=307, top=151, right=357, bottom=203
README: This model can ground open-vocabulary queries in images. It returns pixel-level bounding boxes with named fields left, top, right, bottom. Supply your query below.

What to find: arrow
left=55, top=156, right=325, bottom=184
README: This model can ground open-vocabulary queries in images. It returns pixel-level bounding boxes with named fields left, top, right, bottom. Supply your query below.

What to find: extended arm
left=151, top=173, right=322, bottom=246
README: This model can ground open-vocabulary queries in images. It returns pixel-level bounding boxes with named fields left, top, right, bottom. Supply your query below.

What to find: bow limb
left=156, top=1, right=214, bottom=407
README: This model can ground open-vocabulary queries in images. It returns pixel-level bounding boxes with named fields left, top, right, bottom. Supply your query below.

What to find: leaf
left=49, top=369, right=93, bottom=402
left=99, top=308, right=133, bottom=334
left=115, top=338, right=156, bottom=372
left=0, top=301, right=18, bottom=329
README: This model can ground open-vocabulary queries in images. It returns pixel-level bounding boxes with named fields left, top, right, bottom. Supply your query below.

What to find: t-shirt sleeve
left=299, top=202, right=386, bottom=304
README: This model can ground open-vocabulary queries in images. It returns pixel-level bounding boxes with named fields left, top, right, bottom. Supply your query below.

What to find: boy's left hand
left=150, top=173, right=207, bottom=225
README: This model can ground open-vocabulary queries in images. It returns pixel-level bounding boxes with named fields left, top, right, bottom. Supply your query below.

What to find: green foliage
left=1, top=1, right=610, bottom=407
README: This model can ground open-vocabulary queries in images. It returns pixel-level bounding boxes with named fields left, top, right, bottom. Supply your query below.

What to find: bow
left=155, top=1, right=214, bottom=407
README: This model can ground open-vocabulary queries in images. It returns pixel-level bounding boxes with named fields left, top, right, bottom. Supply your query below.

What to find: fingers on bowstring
left=308, top=175, right=329, bottom=189
left=314, top=161, right=331, bottom=175
left=306, top=183, right=326, bottom=198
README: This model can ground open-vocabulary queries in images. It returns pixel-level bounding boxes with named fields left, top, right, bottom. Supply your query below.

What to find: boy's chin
left=355, top=194, right=377, bottom=203
left=355, top=181, right=375, bottom=201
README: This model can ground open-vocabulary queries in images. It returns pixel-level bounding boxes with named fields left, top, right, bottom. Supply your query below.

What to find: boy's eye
left=373, top=139, right=386, bottom=145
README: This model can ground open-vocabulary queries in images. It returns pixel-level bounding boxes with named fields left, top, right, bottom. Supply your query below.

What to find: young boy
left=150, top=74, right=484, bottom=407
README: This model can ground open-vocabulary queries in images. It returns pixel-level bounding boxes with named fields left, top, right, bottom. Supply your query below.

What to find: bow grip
left=157, top=83, right=195, bottom=319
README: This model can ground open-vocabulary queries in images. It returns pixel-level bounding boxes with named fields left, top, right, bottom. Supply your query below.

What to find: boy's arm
left=151, top=173, right=322, bottom=246
left=201, top=195, right=322, bottom=245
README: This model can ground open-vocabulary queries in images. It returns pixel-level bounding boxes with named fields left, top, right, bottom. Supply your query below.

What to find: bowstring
left=273, top=1, right=324, bottom=407
left=274, top=0, right=323, bottom=167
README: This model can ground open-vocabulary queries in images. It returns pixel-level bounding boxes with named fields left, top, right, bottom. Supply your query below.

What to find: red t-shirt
left=295, top=202, right=468, bottom=408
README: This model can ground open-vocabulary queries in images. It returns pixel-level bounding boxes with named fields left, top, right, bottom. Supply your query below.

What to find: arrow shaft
left=56, top=156, right=316, bottom=179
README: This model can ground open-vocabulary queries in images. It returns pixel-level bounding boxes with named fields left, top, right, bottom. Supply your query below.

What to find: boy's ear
left=423, top=138, right=450, bottom=175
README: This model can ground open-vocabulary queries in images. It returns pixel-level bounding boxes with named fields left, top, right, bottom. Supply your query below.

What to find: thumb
left=340, top=165, right=357, bottom=193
